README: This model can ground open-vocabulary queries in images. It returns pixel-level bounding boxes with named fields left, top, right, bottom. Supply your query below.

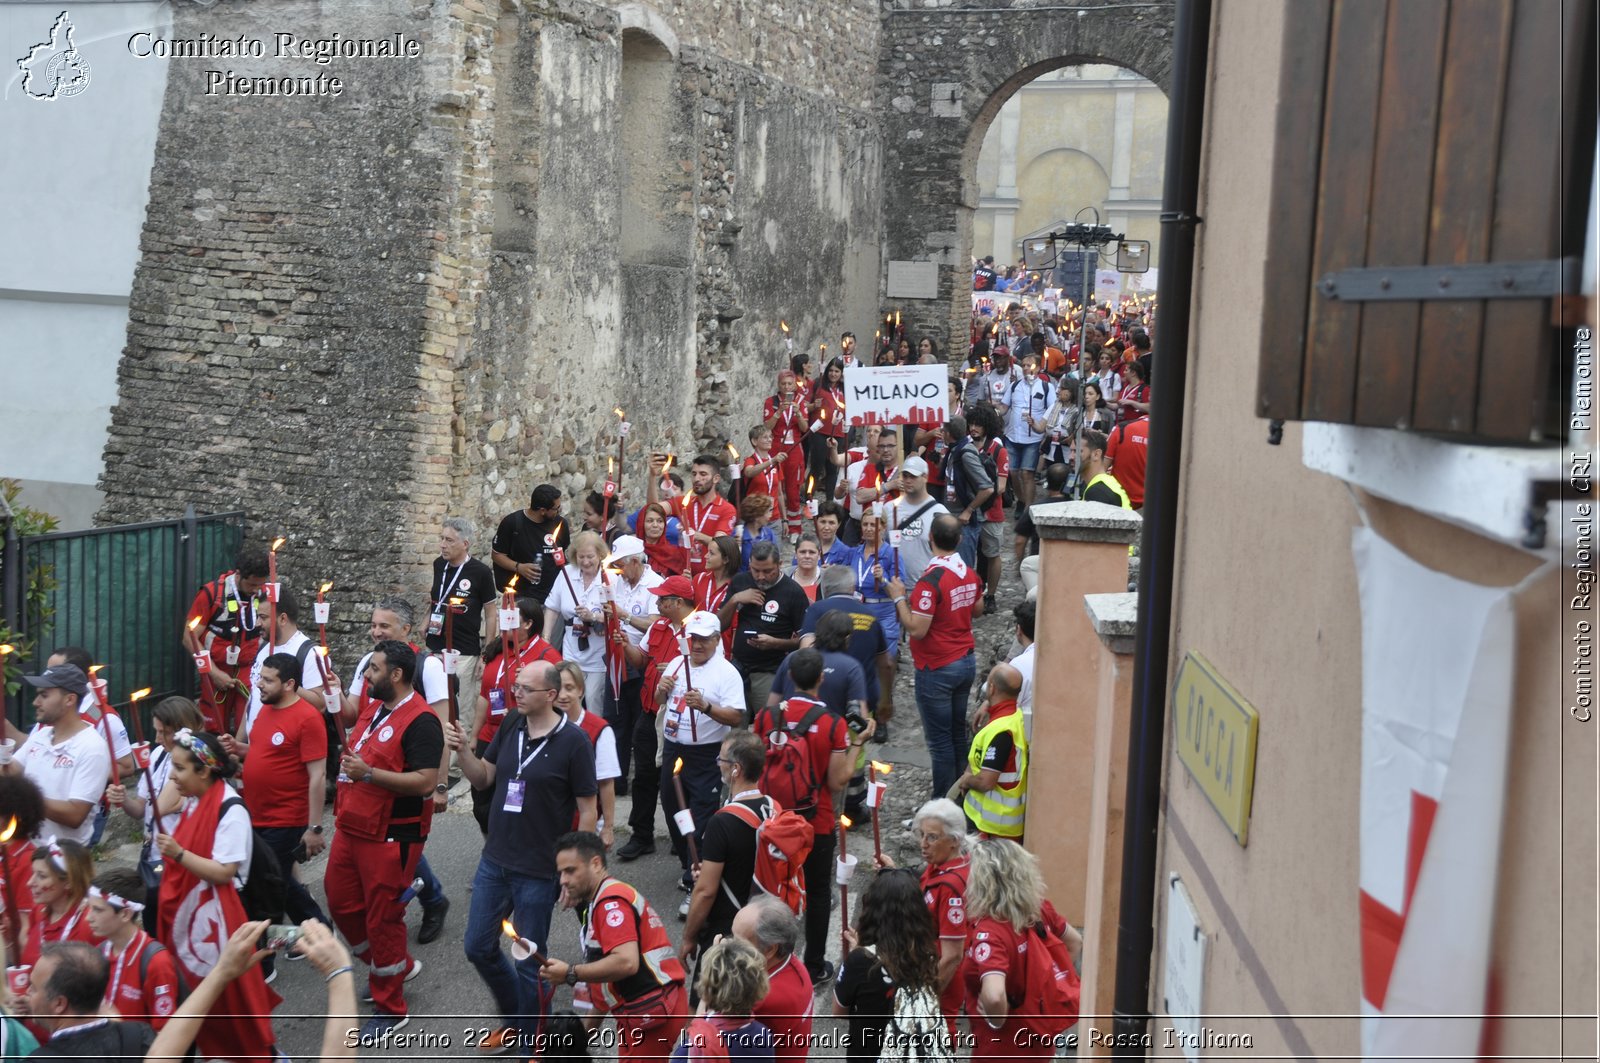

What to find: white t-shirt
left=891, top=496, right=950, bottom=582
left=246, top=630, right=328, bottom=730
left=181, top=790, right=253, bottom=888
left=1013, top=643, right=1036, bottom=715
left=544, top=567, right=608, bottom=671
left=574, top=711, right=621, bottom=781
left=348, top=648, right=449, bottom=707
left=611, top=569, right=664, bottom=648
left=659, top=649, right=746, bottom=748
left=17, top=725, right=112, bottom=844
left=844, top=460, right=871, bottom=521
left=136, top=746, right=182, bottom=861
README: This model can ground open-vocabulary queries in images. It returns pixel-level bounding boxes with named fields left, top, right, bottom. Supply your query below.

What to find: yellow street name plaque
left=1172, top=651, right=1259, bottom=845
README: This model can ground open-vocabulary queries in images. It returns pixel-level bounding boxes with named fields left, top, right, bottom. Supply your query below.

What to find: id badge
left=488, top=689, right=506, bottom=719
left=504, top=778, right=526, bottom=813
left=427, top=612, right=444, bottom=637
left=225, top=644, right=240, bottom=666
left=663, top=706, right=681, bottom=742
left=337, top=770, right=353, bottom=784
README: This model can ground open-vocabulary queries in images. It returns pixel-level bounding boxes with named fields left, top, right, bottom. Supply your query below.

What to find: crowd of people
left=0, top=299, right=1147, bottom=1061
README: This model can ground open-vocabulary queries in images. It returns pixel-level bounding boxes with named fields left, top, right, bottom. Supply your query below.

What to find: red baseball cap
left=650, top=575, right=695, bottom=600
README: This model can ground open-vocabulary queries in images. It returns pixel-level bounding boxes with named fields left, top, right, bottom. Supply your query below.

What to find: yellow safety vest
left=1085, top=471, right=1132, bottom=509
left=963, top=710, right=1028, bottom=837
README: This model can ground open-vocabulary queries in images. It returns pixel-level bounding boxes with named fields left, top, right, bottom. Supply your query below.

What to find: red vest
left=575, top=710, right=607, bottom=747
left=582, top=878, right=686, bottom=1006
left=336, top=692, right=435, bottom=842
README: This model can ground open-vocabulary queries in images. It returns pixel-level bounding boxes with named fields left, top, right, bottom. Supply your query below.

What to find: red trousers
left=617, top=983, right=688, bottom=1062
left=325, top=831, right=421, bottom=1016
left=775, top=446, right=806, bottom=535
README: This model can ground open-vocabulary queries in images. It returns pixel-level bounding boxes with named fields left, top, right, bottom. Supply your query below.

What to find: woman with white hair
left=962, top=838, right=1083, bottom=1059
left=873, top=798, right=972, bottom=1033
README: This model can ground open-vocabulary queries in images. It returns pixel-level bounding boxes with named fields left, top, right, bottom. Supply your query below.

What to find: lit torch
left=727, top=443, right=741, bottom=481
left=265, top=536, right=286, bottom=656
left=0, top=816, right=17, bottom=958
left=780, top=320, right=792, bottom=353
left=671, top=757, right=700, bottom=866
left=837, top=814, right=856, bottom=950
left=501, top=919, right=547, bottom=964
left=867, top=760, right=893, bottom=862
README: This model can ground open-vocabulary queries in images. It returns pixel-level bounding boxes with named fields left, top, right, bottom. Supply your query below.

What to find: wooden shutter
left=1256, top=0, right=1595, bottom=443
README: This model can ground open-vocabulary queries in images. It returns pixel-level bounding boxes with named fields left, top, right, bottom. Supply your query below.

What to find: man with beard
left=717, top=542, right=809, bottom=713
left=647, top=453, right=737, bottom=578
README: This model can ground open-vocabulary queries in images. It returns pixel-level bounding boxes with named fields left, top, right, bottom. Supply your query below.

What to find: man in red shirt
left=648, top=453, right=736, bottom=576
left=887, top=514, right=984, bottom=801
left=1105, top=414, right=1149, bottom=510
left=85, top=868, right=179, bottom=1029
left=543, top=831, right=688, bottom=1061
left=733, top=895, right=813, bottom=1063
left=226, top=651, right=330, bottom=942
left=753, top=648, right=849, bottom=984
left=182, top=547, right=270, bottom=734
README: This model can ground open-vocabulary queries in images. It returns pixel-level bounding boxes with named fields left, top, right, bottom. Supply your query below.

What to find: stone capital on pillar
left=1084, top=592, right=1137, bottom=656
left=1032, top=500, right=1142, bottom=544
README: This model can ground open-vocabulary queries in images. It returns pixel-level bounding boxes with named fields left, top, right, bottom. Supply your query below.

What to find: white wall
left=0, top=2, right=171, bottom=528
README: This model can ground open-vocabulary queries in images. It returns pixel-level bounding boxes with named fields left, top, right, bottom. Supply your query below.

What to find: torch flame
left=673, top=757, right=684, bottom=775
left=188, top=617, right=202, bottom=632
left=0, top=817, right=15, bottom=845
left=726, top=443, right=739, bottom=461
left=316, top=645, right=329, bottom=659
left=870, top=760, right=894, bottom=774
left=608, top=456, right=615, bottom=476
left=130, top=688, right=152, bottom=703
left=840, top=815, right=853, bottom=829
left=320, top=581, right=334, bottom=594
left=501, top=919, right=519, bottom=940
left=270, top=536, right=286, bottom=552
left=89, top=664, right=105, bottom=677
left=0, top=645, right=13, bottom=657
left=780, top=320, right=790, bottom=334
left=505, top=575, right=520, bottom=592
left=614, top=407, right=626, bottom=419
left=806, top=475, right=815, bottom=494
left=662, top=455, right=675, bottom=474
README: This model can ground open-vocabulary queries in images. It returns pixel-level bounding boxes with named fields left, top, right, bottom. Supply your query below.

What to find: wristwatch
left=435, top=784, right=449, bottom=794
left=564, top=966, right=580, bottom=986
left=310, top=825, right=324, bottom=835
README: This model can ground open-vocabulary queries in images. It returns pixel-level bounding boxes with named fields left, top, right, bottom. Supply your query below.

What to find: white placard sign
left=972, top=290, right=1021, bottom=316
left=1162, top=873, right=1207, bottom=1062
left=886, top=260, right=939, bottom=299
left=1095, top=269, right=1123, bottom=303
left=844, top=364, right=947, bottom=427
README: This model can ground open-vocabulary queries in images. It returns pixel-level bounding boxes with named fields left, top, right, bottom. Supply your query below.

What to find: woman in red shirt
left=21, top=838, right=98, bottom=968
left=807, top=358, right=849, bottom=501
left=0, top=775, right=46, bottom=951
left=639, top=502, right=687, bottom=577
left=962, top=839, right=1083, bottom=1059
left=694, top=535, right=739, bottom=656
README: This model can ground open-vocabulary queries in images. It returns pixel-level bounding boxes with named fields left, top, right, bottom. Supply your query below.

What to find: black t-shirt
left=1083, top=480, right=1123, bottom=507
left=1014, top=490, right=1068, bottom=550
left=835, top=947, right=896, bottom=1062
left=425, top=556, right=497, bottom=656
left=697, top=795, right=764, bottom=943
left=490, top=510, right=570, bottom=603
left=32, top=1018, right=156, bottom=1057
left=973, top=265, right=997, bottom=291
left=980, top=729, right=1015, bottom=771
left=482, top=714, right=598, bottom=879
left=389, top=709, right=445, bottom=842
left=727, top=574, right=810, bottom=673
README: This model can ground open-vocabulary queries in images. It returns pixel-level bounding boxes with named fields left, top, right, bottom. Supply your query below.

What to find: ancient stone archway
left=878, top=0, right=1174, bottom=351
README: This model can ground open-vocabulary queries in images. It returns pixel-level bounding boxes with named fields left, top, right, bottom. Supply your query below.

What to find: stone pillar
left=1078, top=592, right=1137, bottom=1059
left=1025, top=502, right=1141, bottom=921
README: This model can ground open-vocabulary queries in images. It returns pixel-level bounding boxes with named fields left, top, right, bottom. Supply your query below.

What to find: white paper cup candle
left=866, top=781, right=885, bottom=809
left=835, top=853, right=859, bottom=885
left=441, top=650, right=461, bottom=675
left=510, top=937, right=539, bottom=962
left=499, top=607, right=519, bottom=630
left=313, top=601, right=331, bottom=625
left=673, top=809, right=696, bottom=836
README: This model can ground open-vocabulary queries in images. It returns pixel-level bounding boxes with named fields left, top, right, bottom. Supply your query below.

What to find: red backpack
left=719, top=797, right=813, bottom=916
left=1013, top=919, right=1081, bottom=1037
left=755, top=699, right=831, bottom=819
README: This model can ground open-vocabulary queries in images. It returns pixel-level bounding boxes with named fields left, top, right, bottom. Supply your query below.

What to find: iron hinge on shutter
left=1316, top=257, right=1579, bottom=302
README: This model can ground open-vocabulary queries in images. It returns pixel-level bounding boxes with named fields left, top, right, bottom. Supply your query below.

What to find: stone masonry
left=98, top=0, right=884, bottom=651
left=878, top=0, right=1174, bottom=351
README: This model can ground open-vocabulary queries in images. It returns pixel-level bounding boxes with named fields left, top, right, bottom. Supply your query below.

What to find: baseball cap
left=901, top=456, right=929, bottom=477
left=683, top=611, right=721, bottom=638
left=608, top=535, right=646, bottom=563
left=650, top=575, right=695, bottom=600
left=23, top=663, right=89, bottom=697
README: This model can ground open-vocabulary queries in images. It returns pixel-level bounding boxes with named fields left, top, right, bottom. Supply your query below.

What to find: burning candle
left=867, top=760, right=893, bottom=862
left=805, top=475, right=818, bottom=517
left=0, top=817, right=17, bottom=959
left=780, top=320, right=792, bottom=352
left=671, top=758, right=700, bottom=866
left=266, top=536, right=286, bottom=655
left=727, top=443, right=741, bottom=480
left=501, top=919, right=547, bottom=964
left=836, top=814, right=856, bottom=952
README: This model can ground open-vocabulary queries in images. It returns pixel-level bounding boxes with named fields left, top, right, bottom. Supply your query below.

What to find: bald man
left=954, top=664, right=1029, bottom=841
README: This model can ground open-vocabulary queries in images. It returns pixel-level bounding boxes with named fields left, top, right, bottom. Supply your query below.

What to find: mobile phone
left=260, top=924, right=301, bottom=951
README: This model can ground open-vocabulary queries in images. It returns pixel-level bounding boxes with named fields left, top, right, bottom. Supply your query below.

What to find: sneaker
left=617, top=836, right=656, bottom=861
left=678, top=895, right=691, bottom=920
left=360, top=959, right=423, bottom=1003
left=418, top=897, right=450, bottom=944
left=984, top=594, right=998, bottom=612
left=358, top=1011, right=410, bottom=1042
left=477, top=1027, right=518, bottom=1055
left=806, top=960, right=835, bottom=986
left=871, top=721, right=889, bottom=744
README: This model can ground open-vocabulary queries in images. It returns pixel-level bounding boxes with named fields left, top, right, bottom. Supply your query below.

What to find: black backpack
left=221, top=797, right=287, bottom=923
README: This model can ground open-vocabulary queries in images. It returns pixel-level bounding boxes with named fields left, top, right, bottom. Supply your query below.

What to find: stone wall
left=98, top=0, right=882, bottom=649
left=878, top=0, right=1173, bottom=354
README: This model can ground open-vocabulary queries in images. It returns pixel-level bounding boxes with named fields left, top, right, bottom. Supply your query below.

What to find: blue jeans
left=958, top=521, right=981, bottom=570
left=416, top=854, right=446, bottom=908
left=914, top=652, right=976, bottom=799
left=464, top=857, right=558, bottom=1039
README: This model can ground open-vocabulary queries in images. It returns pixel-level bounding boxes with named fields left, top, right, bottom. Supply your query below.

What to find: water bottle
left=398, top=876, right=425, bottom=904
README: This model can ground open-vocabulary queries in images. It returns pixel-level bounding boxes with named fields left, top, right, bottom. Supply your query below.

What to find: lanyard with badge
left=429, top=562, right=469, bottom=636
left=504, top=717, right=562, bottom=813
left=338, top=693, right=396, bottom=782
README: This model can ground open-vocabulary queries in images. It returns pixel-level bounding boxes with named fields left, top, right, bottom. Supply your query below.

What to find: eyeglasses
left=512, top=684, right=554, bottom=696
left=715, top=756, right=735, bottom=766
